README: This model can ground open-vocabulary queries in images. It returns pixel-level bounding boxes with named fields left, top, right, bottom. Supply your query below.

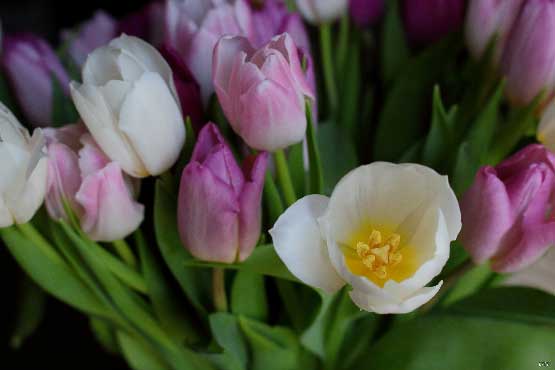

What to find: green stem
left=320, top=23, right=338, bottom=113
left=274, top=150, right=297, bottom=206
left=16, top=223, right=64, bottom=265
left=112, top=239, right=137, bottom=269
left=336, top=15, right=350, bottom=75
left=212, top=268, right=228, bottom=312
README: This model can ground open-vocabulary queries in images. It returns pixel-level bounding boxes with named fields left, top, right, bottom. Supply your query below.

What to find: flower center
left=343, top=226, right=419, bottom=287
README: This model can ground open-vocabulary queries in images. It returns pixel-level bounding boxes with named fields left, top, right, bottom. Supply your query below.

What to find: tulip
left=60, top=10, right=118, bottom=67
left=119, top=1, right=165, bottom=47
left=164, top=0, right=253, bottom=103
left=178, top=123, right=268, bottom=263
left=349, top=0, right=384, bottom=27
left=213, top=33, right=315, bottom=151
left=503, top=249, right=555, bottom=295
left=465, top=0, right=524, bottom=62
left=45, top=124, right=144, bottom=241
left=271, top=163, right=461, bottom=313
left=501, top=0, right=555, bottom=106
left=538, top=98, right=555, bottom=152
left=460, top=145, right=555, bottom=273
left=70, top=34, right=185, bottom=178
left=0, top=102, right=48, bottom=227
left=295, top=0, right=348, bottom=24
left=2, top=34, right=71, bottom=126
left=402, top=0, right=465, bottom=44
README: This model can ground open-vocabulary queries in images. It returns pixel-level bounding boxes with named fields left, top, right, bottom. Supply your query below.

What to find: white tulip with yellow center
left=270, top=162, right=461, bottom=314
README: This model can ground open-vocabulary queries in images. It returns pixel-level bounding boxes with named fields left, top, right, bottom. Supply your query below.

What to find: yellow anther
left=368, top=229, right=382, bottom=247
left=387, top=234, right=401, bottom=251
left=389, top=252, right=402, bottom=267
left=362, top=254, right=376, bottom=269
left=371, top=245, right=390, bottom=264
left=374, top=266, right=387, bottom=279
left=356, top=242, right=370, bottom=258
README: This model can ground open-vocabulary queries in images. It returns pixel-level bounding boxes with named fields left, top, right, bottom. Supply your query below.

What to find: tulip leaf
left=263, top=171, right=285, bottom=226
left=288, top=141, right=306, bottom=197
left=10, top=275, right=46, bottom=349
left=154, top=178, right=211, bottom=315
left=90, top=318, right=119, bottom=354
left=209, top=313, right=249, bottom=369
left=276, top=280, right=322, bottom=332
left=451, top=141, right=477, bottom=196
left=339, top=34, right=362, bottom=139
left=381, top=0, right=410, bottom=85
left=440, top=263, right=494, bottom=307
left=51, top=74, right=78, bottom=126
left=351, top=314, right=555, bottom=370
left=117, top=331, right=170, bottom=370
left=231, top=271, right=268, bottom=322
left=182, top=244, right=296, bottom=282
left=136, top=230, right=201, bottom=345
left=306, top=102, right=324, bottom=194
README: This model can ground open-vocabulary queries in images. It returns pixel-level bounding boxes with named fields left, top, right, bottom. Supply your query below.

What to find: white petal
left=11, top=156, right=48, bottom=224
left=503, top=248, right=555, bottom=295
left=118, top=72, right=185, bottom=176
left=270, top=195, right=345, bottom=293
left=82, top=46, right=122, bottom=85
left=349, top=281, right=442, bottom=314
left=0, top=101, right=29, bottom=149
left=539, top=100, right=555, bottom=153
left=70, top=82, right=147, bottom=177
left=0, top=195, right=14, bottom=227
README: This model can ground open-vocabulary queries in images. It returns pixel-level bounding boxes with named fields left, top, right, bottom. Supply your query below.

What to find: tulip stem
left=274, top=150, right=297, bottom=206
left=212, top=268, right=228, bottom=312
left=17, top=223, right=64, bottom=265
left=320, top=23, right=338, bottom=114
left=113, top=239, right=137, bottom=269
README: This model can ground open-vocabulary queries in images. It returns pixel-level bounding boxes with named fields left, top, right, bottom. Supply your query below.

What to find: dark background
left=1, top=2, right=149, bottom=368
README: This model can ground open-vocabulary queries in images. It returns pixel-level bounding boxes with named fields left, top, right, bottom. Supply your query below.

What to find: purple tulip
left=2, top=34, right=71, bottom=126
left=119, top=1, right=165, bottom=47
left=501, top=0, right=555, bottom=106
left=349, top=0, right=384, bottom=27
left=212, top=33, right=315, bottom=151
left=61, top=10, right=118, bottom=67
left=178, top=123, right=268, bottom=263
left=402, top=0, right=466, bottom=44
left=460, top=144, right=555, bottom=273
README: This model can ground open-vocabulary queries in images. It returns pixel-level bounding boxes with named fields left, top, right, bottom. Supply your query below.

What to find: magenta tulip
left=460, top=144, right=555, bottom=273
left=2, top=34, right=71, bottom=126
left=402, top=0, right=465, bottom=44
left=212, top=33, right=315, bottom=151
left=178, top=123, right=268, bottom=263
left=119, top=1, right=165, bottom=47
left=349, top=0, right=384, bottom=27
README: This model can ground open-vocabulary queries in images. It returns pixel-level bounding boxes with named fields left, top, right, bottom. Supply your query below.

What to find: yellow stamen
left=368, top=229, right=382, bottom=247
left=371, top=245, right=390, bottom=264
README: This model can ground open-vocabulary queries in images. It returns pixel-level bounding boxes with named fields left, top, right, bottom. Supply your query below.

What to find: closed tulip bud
left=295, top=0, right=348, bottom=24
left=465, top=0, right=524, bottom=62
left=402, top=0, right=465, bottom=44
left=61, top=11, right=118, bottom=67
left=45, top=125, right=144, bottom=241
left=2, top=35, right=71, bottom=126
left=165, top=0, right=253, bottom=103
left=349, top=0, right=384, bottom=27
left=213, top=33, right=315, bottom=151
left=178, top=123, right=268, bottom=263
left=0, top=102, right=48, bottom=227
left=460, top=145, right=555, bottom=273
left=70, top=34, right=185, bottom=178
left=501, top=0, right=555, bottom=106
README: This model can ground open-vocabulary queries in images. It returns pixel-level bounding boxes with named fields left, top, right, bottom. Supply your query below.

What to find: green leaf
left=182, top=244, right=296, bottom=282
left=51, top=74, right=78, bottom=125
left=117, top=331, right=170, bottom=370
left=90, top=318, right=119, bottom=354
left=287, top=142, right=306, bottom=197
left=154, top=178, right=211, bottom=315
left=276, top=280, right=321, bottom=332
left=1, top=226, right=109, bottom=318
left=306, top=102, right=324, bottom=194
left=381, top=0, right=410, bottom=84
left=451, top=142, right=476, bottom=196
left=10, top=275, right=46, bottom=349
left=231, top=271, right=268, bottom=321
left=317, top=123, right=358, bottom=195
left=174, top=116, right=197, bottom=175
left=209, top=313, right=249, bottom=369
left=263, top=171, right=285, bottom=226
left=441, top=263, right=494, bottom=307
left=352, top=314, right=555, bottom=370
left=136, top=230, right=201, bottom=344
left=339, top=34, right=361, bottom=139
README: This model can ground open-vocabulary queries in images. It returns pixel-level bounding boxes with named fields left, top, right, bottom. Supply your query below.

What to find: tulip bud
left=2, top=34, right=71, bottom=126
left=501, top=0, right=555, bottom=106
left=295, top=0, right=348, bottom=24
left=0, top=102, right=48, bottom=227
left=45, top=124, right=144, bottom=241
left=165, top=0, right=253, bottom=103
left=349, top=0, right=384, bottom=27
left=213, top=33, right=315, bottom=151
left=178, top=123, right=268, bottom=263
left=460, top=144, right=555, bottom=273
left=70, top=34, right=185, bottom=178
left=61, top=11, right=118, bottom=67
left=465, top=0, right=524, bottom=62
left=402, top=0, right=465, bottom=44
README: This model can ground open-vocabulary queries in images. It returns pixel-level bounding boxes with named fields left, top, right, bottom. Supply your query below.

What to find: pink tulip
left=45, top=125, right=144, bottom=241
left=501, top=0, right=555, bottom=106
left=60, top=10, right=118, bottom=67
left=178, top=123, right=268, bottom=263
left=2, top=34, right=70, bottom=126
left=164, top=0, right=253, bottom=103
left=213, top=33, right=315, bottom=151
left=349, top=0, right=384, bottom=27
left=460, top=144, right=555, bottom=273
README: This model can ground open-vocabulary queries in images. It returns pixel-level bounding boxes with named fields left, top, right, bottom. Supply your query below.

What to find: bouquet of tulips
left=3, top=0, right=555, bottom=369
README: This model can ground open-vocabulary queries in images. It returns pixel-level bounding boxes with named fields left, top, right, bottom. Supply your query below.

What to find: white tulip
left=503, top=249, right=555, bottom=295
left=270, top=162, right=462, bottom=314
left=295, top=0, right=348, bottom=24
left=70, top=34, right=185, bottom=178
left=538, top=99, right=555, bottom=153
left=0, top=102, right=48, bottom=227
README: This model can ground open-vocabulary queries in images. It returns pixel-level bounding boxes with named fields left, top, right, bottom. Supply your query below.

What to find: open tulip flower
left=271, top=163, right=461, bottom=313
